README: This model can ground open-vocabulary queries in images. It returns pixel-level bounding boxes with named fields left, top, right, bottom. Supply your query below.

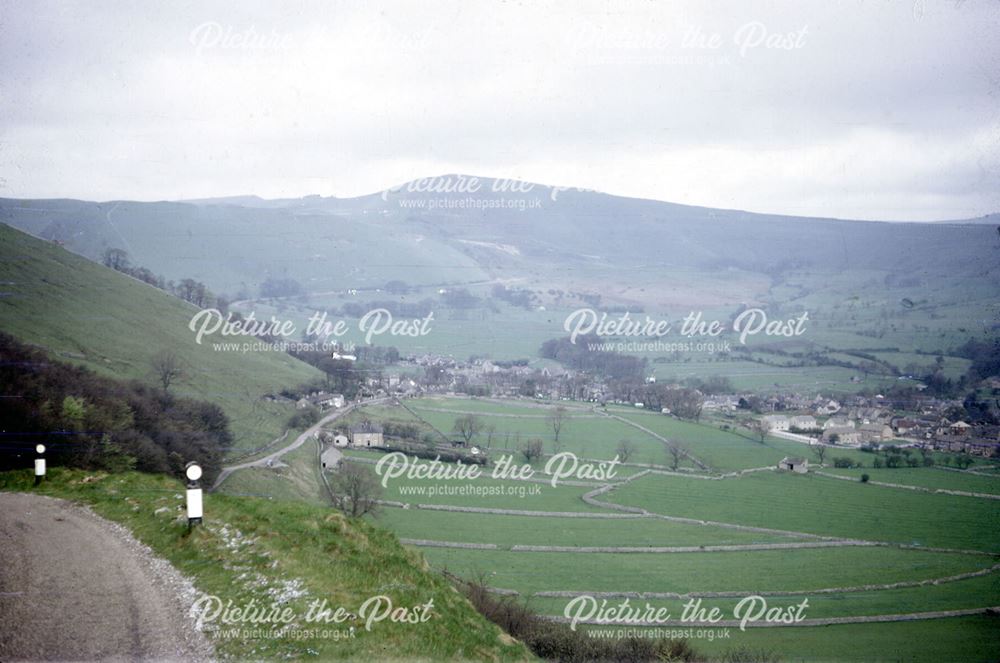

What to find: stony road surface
left=0, top=492, right=213, bottom=661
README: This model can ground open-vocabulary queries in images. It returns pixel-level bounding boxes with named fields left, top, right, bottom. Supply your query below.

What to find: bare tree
left=452, top=414, right=484, bottom=446
left=668, top=444, right=688, bottom=471
left=150, top=350, right=184, bottom=395
left=330, top=462, right=382, bottom=517
left=520, top=438, right=544, bottom=462
left=747, top=419, right=770, bottom=444
left=616, top=439, right=636, bottom=463
left=812, top=443, right=827, bottom=465
left=547, top=406, right=568, bottom=444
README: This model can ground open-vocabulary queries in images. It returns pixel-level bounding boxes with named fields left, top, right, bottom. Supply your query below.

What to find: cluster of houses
left=756, top=398, right=999, bottom=457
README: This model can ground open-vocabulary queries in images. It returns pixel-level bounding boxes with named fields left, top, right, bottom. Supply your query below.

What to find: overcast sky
left=1, top=0, right=998, bottom=220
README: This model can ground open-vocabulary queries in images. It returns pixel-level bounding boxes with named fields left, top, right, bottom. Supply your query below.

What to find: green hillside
left=0, top=223, right=321, bottom=453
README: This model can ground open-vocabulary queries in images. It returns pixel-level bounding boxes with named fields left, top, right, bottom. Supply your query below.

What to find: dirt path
left=0, top=493, right=212, bottom=661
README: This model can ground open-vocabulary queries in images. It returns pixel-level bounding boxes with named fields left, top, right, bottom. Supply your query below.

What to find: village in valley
left=289, top=348, right=1000, bottom=467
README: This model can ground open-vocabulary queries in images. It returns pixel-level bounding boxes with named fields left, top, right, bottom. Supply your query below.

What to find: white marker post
left=185, top=461, right=203, bottom=530
left=34, top=444, right=46, bottom=486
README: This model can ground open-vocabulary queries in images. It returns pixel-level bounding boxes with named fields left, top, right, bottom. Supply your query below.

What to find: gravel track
left=0, top=492, right=213, bottom=662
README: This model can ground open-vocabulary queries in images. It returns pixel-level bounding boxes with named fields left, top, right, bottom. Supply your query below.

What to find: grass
left=218, top=438, right=329, bottom=505
left=0, top=468, right=531, bottom=661
left=346, top=459, right=608, bottom=513
left=607, top=409, right=799, bottom=472
left=377, top=508, right=809, bottom=547
left=821, top=466, right=1000, bottom=495
left=420, top=546, right=991, bottom=595
left=525, top=571, right=1000, bottom=619
left=405, top=407, right=677, bottom=466
left=0, top=224, right=321, bottom=454
left=607, top=471, right=1000, bottom=552
left=588, top=615, right=1000, bottom=663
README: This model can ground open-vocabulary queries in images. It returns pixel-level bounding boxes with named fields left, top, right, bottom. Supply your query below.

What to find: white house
left=823, top=416, right=855, bottom=430
left=822, top=426, right=862, bottom=446
left=789, top=415, right=818, bottom=430
left=858, top=423, right=893, bottom=443
left=332, top=433, right=350, bottom=447
left=762, top=415, right=790, bottom=432
left=300, top=391, right=345, bottom=410
left=815, top=400, right=841, bottom=416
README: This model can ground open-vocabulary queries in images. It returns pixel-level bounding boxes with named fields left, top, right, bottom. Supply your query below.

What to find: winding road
left=212, top=397, right=390, bottom=491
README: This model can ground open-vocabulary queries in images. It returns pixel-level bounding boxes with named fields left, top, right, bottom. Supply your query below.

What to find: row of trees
left=102, top=248, right=227, bottom=312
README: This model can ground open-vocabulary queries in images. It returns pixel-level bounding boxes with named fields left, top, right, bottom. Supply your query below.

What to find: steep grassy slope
left=0, top=223, right=321, bottom=453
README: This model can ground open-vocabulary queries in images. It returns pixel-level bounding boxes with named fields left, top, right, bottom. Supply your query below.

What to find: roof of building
left=349, top=421, right=384, bottom=434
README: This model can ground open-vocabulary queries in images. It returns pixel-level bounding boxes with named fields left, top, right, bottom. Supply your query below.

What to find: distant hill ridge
left=2, top=175, right=998, bottom=300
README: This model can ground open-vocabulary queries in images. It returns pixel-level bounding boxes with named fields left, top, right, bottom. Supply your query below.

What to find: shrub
left=287, top=405, right=320, bottom=429
left=861, top=473, right=870, bottom=483
left=720, top=646, right=782, bottom=662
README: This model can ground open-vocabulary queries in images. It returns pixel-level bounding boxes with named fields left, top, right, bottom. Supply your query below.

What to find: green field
left=376, top=508, right=809, bottom=547
left=420, top=545, right=990, bottom=594
left=822, top=466, right=1000, bottom=495
left=527, top=572, right=1000, bottom=619
left=607, top=471, right=1000, bottom=552
left=315, top=397, right=1000, bottom=662
left=591, top=616, right=1000, bottom=663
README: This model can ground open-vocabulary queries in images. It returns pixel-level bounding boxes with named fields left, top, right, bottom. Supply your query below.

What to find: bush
left=287, top=405, right=321, bottom=429
left=861, top=473, right=870, bottom=483
left=833, top=457, right=858, bottom=468
left=720, top=646, right=782, bottom=662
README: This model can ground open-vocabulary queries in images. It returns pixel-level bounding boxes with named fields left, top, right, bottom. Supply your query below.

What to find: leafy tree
left=102, top=247, right=131, bottom=272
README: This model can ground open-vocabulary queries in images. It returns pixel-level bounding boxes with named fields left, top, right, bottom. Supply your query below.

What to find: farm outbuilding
left=778, top=457, right=809, bottom=473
